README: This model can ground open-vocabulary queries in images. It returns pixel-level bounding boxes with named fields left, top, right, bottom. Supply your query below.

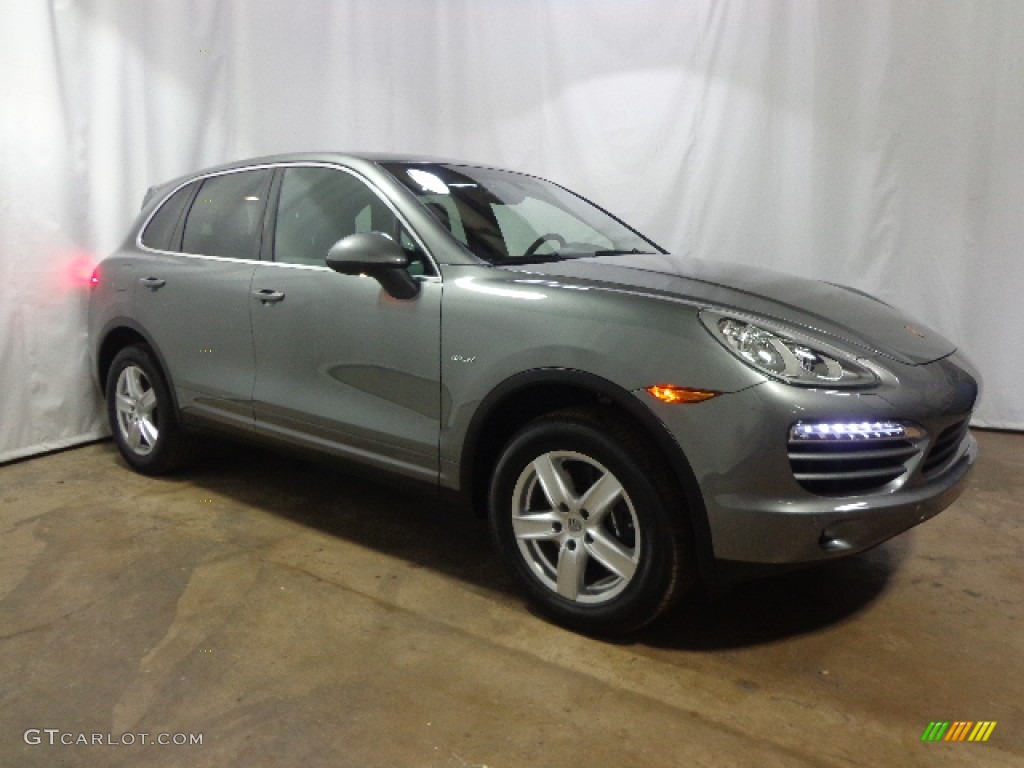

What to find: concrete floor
left=1, top=430, right=1021, bottom=767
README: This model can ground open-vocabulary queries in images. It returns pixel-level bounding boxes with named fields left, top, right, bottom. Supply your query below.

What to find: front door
left=250, top=165, right=442, bottom=481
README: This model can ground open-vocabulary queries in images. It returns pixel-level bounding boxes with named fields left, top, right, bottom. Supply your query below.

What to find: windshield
left=383, top=163, right=661, bottom=264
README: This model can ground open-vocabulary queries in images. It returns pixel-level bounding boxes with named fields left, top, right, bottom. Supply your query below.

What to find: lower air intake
left=922, top=420, right=969, bottom=477
left=788, top=421, right=924, bottom=497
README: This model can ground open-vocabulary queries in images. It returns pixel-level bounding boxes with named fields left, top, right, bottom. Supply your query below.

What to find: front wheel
left=488, top=408, right=694, bottom=634
left=106, top=345, right=196, bottom=474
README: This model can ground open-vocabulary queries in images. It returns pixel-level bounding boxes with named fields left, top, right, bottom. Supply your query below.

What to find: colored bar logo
left=921, top=721, right=996, bottom=742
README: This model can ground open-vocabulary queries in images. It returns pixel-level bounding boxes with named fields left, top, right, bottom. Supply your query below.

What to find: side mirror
left=325, top=232, right=420, bottom=300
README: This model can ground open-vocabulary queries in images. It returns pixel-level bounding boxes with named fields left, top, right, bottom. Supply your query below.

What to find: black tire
left=488, top=407, right=694, bottom=634
left=105, top=345, right=197, bottom=475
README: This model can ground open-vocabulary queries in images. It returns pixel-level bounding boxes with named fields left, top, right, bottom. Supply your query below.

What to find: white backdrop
left=2, top=0, right=1022, bottom=463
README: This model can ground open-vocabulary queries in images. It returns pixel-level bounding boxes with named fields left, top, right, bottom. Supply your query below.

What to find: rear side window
left=182, top=169, right=272, bottom=259
left=141, top=182, right=198, bottom=251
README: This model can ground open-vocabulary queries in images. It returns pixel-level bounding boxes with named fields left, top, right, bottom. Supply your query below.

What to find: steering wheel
left=524, top=233, right=567, bottom=256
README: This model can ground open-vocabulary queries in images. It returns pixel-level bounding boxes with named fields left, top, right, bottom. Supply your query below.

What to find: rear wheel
left=106, top=345, right=196, bottom=474
left=489, top=408, right=694, bottom=634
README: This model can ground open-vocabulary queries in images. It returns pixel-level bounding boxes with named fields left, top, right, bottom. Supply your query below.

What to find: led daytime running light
left=790, top=421, right=922, bottom=441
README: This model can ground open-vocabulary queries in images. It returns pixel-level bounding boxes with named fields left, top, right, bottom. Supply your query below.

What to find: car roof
left=165, top=151, right=469, bottom=182
left=211, top=150, right=463, bottom=169
left=143, top=152, right=486, bottom=207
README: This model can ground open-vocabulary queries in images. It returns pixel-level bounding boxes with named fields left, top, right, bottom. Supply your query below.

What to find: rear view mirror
left=326, top=232, right=419, bottom=300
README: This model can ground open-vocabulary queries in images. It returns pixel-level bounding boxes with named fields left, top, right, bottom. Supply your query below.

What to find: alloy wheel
left=511, top=450, right=640, bottom=604
left=114, top=364, right=159, bottom=456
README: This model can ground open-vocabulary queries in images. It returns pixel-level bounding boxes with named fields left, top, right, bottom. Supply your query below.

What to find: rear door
left=249, top=165, right=442, bottom=481
left=132, top=168, right=272, bottom=431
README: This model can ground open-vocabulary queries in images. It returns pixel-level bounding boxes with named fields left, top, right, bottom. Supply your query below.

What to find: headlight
left=700, top=311, right=878, bottom=388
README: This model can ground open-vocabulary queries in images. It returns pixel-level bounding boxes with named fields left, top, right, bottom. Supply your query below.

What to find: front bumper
left=644, top=353, right=979, bottom=564
left=704, top=431, right=975, bottom=563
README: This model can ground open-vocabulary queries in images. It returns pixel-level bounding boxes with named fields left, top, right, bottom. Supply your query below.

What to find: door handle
left=252, top=288, right=286, bottom=304
left=139, top=276, right=166, bottom=290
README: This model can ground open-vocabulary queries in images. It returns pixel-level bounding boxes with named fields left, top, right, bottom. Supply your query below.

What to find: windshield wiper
left=497, top=248, right=654, bottom=265
left=497, top=253, right=568, bottom=265
left=592, top=248, right=655, bottom=256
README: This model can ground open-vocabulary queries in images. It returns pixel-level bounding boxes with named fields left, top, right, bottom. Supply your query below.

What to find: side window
left=141, top=181, right=198, bottom=251
left=181, top=169, right=272, bottom=259
left=273, top=167, right=433, bottom=274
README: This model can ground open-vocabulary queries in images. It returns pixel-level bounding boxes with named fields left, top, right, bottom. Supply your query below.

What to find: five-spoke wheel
left=106, top=345, right=196, bottom=474
left=113, top=364, right=160, bottom=456
left=512, top=451, right=640, bottom=604
left=490, top=408, right=693, bottom=634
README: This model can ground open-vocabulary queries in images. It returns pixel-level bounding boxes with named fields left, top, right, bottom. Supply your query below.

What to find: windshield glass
left=383, top=163, right=660, bottom=264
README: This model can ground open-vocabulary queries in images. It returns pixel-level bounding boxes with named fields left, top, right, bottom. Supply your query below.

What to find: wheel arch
left=460, top=368, right=716, bottom=583
left=96, top=320, right=181, bottom=413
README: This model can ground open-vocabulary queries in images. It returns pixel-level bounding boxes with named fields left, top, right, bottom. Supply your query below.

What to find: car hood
left=499, top=252, right=955, bottom=365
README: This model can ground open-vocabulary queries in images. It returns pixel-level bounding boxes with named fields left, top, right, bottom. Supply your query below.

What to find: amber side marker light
left=645, top=385, right=720, bottom=404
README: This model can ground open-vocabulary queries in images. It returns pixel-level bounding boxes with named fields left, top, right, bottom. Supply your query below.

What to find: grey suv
left=88, top=153, right=979, bottom=633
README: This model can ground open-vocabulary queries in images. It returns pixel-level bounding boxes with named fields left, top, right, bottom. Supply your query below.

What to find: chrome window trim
left=128, top=248, right=440, bottom=284
left=148, top=252, right=262, bottom=266
left=252, top=259, right=441, bottom=283
left=135, top=161, right=441, bottom=278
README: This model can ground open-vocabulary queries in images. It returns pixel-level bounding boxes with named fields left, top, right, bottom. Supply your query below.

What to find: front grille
left=922, top=419, right=969, bottom=476
left=788, top=422, right=924, bottom=496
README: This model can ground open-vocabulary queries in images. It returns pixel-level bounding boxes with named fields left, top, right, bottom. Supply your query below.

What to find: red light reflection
left=60, top=253, right=98, bottom=293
